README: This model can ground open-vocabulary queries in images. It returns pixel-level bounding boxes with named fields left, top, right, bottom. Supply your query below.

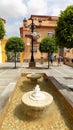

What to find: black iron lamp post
left=30, top=19, right=35, bottom=64
left=24, top=18, right=42, bottom=67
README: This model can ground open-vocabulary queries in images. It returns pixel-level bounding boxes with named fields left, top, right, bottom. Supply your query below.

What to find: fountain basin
left=0, top=74, right=73, bottom=130
left=21, top=91, right=53, bottom=117
left=26, top=73, right=41, bottom=82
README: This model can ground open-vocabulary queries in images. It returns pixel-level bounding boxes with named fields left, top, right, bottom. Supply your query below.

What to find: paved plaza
left=0, top=62, right=73, bottom=116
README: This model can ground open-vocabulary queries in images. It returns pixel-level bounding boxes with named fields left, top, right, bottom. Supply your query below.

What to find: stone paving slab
left=48, top=76, right=73, bottom=107
left=0, top=82, right=16, bottom=116
left=0, top=86, right=6, bottom=95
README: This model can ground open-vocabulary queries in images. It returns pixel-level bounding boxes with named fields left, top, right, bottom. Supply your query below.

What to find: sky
left=0, top=0, right=73, bottom=38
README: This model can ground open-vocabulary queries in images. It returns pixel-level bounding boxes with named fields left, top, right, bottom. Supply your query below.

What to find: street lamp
left=30, top=19, right=35, bottom=65
left=23, top=18, right=42, bottom=67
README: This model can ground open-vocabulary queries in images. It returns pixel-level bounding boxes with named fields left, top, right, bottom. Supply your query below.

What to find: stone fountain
left=21, top=84, right=53, bottom=118
left=26, top=73, right=41, bottom=82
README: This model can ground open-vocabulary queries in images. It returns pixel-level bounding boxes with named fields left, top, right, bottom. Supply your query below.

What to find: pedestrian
left=49, top=53, right=54, bottom=66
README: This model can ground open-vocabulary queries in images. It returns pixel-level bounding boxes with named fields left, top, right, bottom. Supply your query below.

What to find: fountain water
left=30, top=84, right=46, bottom=100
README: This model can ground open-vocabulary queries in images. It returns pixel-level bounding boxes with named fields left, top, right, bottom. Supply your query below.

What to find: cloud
left=0, top=0, right=28, bottom=37
left=46, top=0, right=73, bottom=16
left=0, top=0, right=73, bottom=37
left=0, top=0, right=27, bottom=18
left=27, top=0, right=48, bottom=16
left=0, top=0, right=73, bottom=18
left=26, top=0, right=73, bottom=16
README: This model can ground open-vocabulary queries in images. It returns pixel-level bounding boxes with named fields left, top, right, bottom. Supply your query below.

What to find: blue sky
left=0, top=0, right=73, bottom=38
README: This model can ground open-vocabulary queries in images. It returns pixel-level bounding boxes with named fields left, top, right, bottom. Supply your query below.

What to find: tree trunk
left=59, top=47, right=64, bottom=63
left=14, top=52, right=16, bottom=69
left=48, top=53, right=50, bottom=68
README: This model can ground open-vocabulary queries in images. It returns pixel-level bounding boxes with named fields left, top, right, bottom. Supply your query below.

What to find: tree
left=5, top=36, right=25, bottom=68
left=55, top=5, right=73, bottom=48
left=0, top=18, right=6, bottom=40
left=39, top=37, right=57, bottom=68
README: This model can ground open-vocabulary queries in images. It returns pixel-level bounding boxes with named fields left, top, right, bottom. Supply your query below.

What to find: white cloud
left=27, top=0, right=48, bottom=16
left=0, top=0, right=73, bottom=37
left=0, top=0, right=73, bottom=19
left=46, top=0, right=73, bottom=16
left=0, top=0, right=27, bottom=18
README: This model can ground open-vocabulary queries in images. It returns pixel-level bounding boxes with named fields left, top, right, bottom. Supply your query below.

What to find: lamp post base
left=29, top=61, right=36, bottom=67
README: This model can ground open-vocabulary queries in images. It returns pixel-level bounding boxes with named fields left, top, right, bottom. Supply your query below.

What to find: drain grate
left=63, top=77, right=73, bottom=80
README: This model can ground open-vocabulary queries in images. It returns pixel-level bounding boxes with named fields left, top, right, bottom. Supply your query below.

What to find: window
left=30, top=46, right=37, bottom=52
left=48, top=32, right=53, bottom=37
left=66, top=48, right=70, bottom=52
left=20, top=33, right=23, bottom=38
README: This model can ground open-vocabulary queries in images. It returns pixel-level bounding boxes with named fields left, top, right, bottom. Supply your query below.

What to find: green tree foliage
left=0, top=18, right=6, bottom=39
left=55, top=5, right=73, bottom=48
left=39, top=36, right=57, bottom=68
left=5, top=36, right=25, bottom=68
left=39, top=37, right=56, bottom=53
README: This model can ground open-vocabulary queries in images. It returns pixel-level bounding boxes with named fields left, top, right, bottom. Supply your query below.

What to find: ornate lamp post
left=24, top=18, right=42, bottom=67
left=30, top=19, right=35, bottom=65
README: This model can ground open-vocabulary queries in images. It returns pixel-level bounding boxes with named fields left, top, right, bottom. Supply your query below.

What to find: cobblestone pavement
left=0, top=62, right=73, bottom=116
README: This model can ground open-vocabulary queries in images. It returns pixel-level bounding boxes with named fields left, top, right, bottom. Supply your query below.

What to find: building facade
left=19, top=15, right=58, bottom=62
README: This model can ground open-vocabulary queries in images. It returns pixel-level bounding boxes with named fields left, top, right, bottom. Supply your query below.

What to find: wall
left=1, top=38, right=7, bottom=63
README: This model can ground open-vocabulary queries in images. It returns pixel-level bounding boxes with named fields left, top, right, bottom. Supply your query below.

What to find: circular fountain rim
left=26, top=73, right=41, bottom=80
left=21, top=91, right=53, bottom=108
